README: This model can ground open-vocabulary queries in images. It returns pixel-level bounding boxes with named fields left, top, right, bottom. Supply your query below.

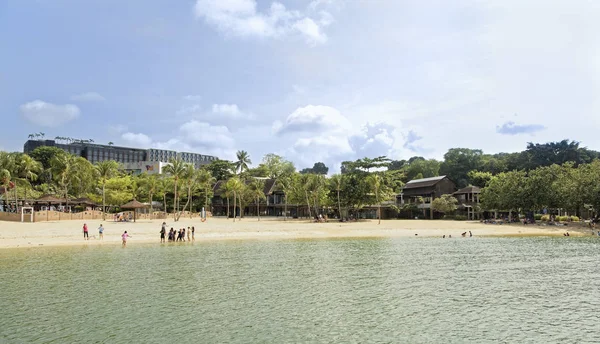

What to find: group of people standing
left=160, top=222, right=195, bottom=243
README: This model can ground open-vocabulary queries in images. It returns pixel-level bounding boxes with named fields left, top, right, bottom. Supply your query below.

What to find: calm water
left=1, top=237, right=599, bottom=343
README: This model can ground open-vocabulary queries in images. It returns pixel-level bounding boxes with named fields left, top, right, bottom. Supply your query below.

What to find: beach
left=0, top=217, right=585, bottom=249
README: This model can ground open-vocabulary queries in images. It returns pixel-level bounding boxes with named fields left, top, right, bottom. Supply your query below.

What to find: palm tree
left=108, top=142, right=114, bottom=146
left=248, top=179, right=266, bottom=220
left=197, top=169, right=214, bottom=213
left=144, top=174, right=159, bottom=217
left=179, top=164, right=197, bottom=218
left=50, top=154, right=78, bottom=215
left=330, top=174, right=344, bottom=219
left=366, top=174, right=383, bottom=224
left=0, top=152, right=15, bottom=210
left=219, top=180, right=234, bottom=218
left=17, top=154, right=42, bottom=207
left=28, top=134, right=34, bottom=140
left=163, top=158, right=187, bottom=221
left=235, top=150, right=251, bottom=174
left=276, top=174, right=295, bottom=221
left=95, top=160, right=119, bottom=220
left=40, top=132, right=45, bottom=139
left=225, top=177, right=243, bottom=222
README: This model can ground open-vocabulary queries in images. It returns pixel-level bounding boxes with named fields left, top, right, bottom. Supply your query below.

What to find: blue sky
left=2, top=0, right=600, bottom=171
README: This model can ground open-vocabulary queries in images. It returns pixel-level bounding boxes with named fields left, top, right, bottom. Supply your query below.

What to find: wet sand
left=0, top=217, right=587, bottom=249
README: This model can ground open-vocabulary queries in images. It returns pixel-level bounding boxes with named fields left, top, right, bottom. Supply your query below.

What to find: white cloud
left=19, top=100, right=80, bottom=127
left=183, top=95, right=202, bottom=101
left=121, top=120, right=236, bottom=158
left=274, top=105, right=350, bottom=135
left=70, top=92, right=105, bottom=102
left=212, top=104, right=242, bottom=117
left=121, top=132, right=152, bottom=147
left=194, top=0, right=332, bottom=45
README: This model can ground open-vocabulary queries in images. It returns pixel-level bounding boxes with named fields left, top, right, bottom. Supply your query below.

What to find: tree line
left=1, top=139, right=599, bottom=221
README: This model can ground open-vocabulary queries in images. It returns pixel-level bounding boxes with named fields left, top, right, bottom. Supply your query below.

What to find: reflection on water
left=1, top=237, right=600, bottom=343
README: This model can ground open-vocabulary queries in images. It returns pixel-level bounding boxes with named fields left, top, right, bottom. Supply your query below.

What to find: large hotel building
left=23, top=139, right=218, bottom=174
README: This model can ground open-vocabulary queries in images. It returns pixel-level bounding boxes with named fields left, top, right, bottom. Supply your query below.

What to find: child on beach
left=98, top=224, right=104, bottom=240
left=83, top=223, right=89, bottom=240
left=122, top=231, right=130, bottom=247
left=160, top=225, right=166, bottom=243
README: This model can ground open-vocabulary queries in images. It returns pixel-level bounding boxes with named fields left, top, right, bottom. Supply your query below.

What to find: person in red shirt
left=83, top=223, right=89, bottom=240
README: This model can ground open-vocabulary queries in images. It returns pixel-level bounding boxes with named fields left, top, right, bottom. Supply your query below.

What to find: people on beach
left=122, top=231, right=130, bottom=247
left=191, top=226, right=195, bottom=241
left=98, top=224, right=104, bottom=240
left=469, top=231, right=472, bottom=237
left=187, top=227, right=191, bottom=241
left=83, top=223, right=89, bottom=240
left=160, top=225, right=166, bottom=243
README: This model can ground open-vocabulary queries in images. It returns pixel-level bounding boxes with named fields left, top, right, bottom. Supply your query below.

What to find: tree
left=440, top=148, right=484, bottom=188
left=178, top=164, right=200, bottom=218
left=248, top=179, right=266, bottom=220
left=300, top=162, right=329, bottom=175
left=50, top=154, right=80, bottom=214
left=95, top=160, right=120, bottom=220
left=205, top=159, right=235, bottom=181
left=366, top=173, right=395, bottom=224
left=219, top=179, right=235, bottom=218
left=225, top=177, right=243, bottom=221
left=330, top=174, right=344, bottom=219
left=467, top=170, right=493, bottom=188
left=0, top=152, right=16, bottom=209
left=261, top=154, right=295, bottom=178
left=431, top=194, right=458, bottom=215
left=196, top=169, right=215, bottom=212
left=17, top=154, right=42, bottom=206
left=405, top=158, right=440, bottom=181
left=235, top=150, right=251, bottom=174
left=163, top=158, right=187, bottom=221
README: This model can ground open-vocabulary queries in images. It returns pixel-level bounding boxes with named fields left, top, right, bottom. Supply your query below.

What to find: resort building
left=23, top=139, right=217, bottom=168
left=453, top=185, right=482, bottom=220
left=399, top=176, right=456, bottom=218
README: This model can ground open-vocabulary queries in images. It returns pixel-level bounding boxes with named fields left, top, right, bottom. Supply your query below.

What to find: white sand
left=0, top=216, right=580, bottom=249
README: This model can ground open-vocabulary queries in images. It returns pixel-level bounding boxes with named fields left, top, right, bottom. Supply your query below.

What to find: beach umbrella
left=120, top=199, right=147, bottom=223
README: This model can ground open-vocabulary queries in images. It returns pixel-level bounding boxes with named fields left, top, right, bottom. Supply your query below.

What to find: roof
left=36, top=194, right=66, bottom=203
left=121, top=200, right=147, bottom=209
left=453, top=186, right=481, bottom=195
left=403, top=176, right=447, bottom=190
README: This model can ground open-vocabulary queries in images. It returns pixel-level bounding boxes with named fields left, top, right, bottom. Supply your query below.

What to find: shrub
left=534, top=214, right=542, bottom=220
left=558, top=216, right=568, bottom=222
left=570, top=216, right=580, bottom=222
left=454, top=215, right=468, bottom=221
left=541, top=215, right=550, bottom=222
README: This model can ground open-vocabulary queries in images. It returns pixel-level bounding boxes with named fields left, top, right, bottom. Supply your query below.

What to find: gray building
left=24, top=140, right=217, bottom=167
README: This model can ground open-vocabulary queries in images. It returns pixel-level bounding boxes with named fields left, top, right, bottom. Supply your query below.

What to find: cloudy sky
left=2, top=0, right=600, bottom=172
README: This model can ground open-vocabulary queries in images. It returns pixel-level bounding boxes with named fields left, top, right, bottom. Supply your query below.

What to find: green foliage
left=431, top=194, right=458, bottom=214
left=467, top=170, right=493, bottom=188
left=235, top=150, right=252, bottom=174
left=300, top=162, right=329, bottom=175
left=204, top=159, right=235, bottom=181
left=440, top=148, right=483, bottom=188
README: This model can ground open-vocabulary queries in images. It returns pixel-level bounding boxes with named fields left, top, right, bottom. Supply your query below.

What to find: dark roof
left=403, top=176, right=447, bottom=190
left=73, top=197, right=97, bottom=206
left=453, top=186, right=481, bottom=195
left=36, top=194, right=66, bottom=203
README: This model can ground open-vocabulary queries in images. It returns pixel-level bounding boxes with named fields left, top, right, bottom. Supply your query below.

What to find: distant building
left=121, top=161, right=172, bottom=175
left=23, top=139, right=217, bottom=169
left=400, top=175, right=456, bottom=208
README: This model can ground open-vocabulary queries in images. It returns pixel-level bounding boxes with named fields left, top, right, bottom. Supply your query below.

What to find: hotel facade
left=23, top=139, right=218, bottom=173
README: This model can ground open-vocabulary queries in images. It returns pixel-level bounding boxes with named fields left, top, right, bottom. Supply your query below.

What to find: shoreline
left=0, top=218, right=592, bottom=250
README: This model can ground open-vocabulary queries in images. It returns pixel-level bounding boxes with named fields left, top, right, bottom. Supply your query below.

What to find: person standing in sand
left=83, top=223, right=89, bottom=240
left=122, top=231, right=130, bottom=247
left=98, top=224, right=104, bottom=240
left=187, top=227, right=191, bottom=241
left=191, top=226, right=195, bottom=241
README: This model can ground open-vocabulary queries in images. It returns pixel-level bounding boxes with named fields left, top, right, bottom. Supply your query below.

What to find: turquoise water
left=1, top=237, right=599, bottom=343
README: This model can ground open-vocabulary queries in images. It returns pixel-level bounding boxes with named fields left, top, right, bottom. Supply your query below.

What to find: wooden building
left=399, top=176, right=456, bottom=218
left=453, top=185, right=481, bottom=220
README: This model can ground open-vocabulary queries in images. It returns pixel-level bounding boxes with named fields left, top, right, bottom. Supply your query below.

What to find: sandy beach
left=0, top=216, right=588, bottom=249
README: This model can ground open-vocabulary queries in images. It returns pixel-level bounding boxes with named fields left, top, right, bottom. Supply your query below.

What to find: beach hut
left=120, top=199, right=147, bottom=223
left=36, top=194, right=67, bottom=221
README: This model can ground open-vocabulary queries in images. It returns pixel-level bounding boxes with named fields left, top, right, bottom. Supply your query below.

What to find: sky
left=2, top=0, right=600, bottom=172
